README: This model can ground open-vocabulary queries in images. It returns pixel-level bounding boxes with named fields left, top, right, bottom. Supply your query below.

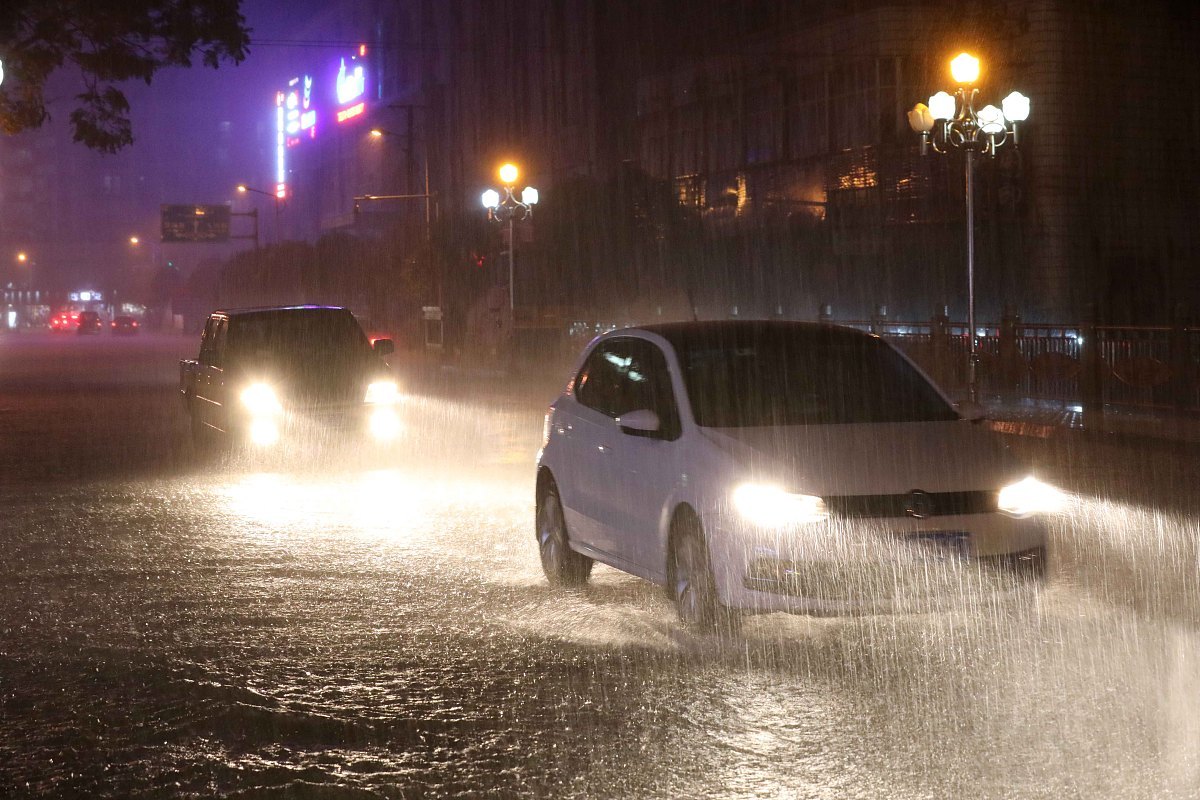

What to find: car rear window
left=669, top=325, right=958, bottom=427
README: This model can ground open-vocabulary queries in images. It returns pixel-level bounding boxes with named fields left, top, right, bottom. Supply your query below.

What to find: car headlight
left=365, top=380, right=400, bottom=404
left=997, top=476, right=1066, bottom=517
left=732, top=483, right=829, bottom=527
left=240, top=383, right=282, bottom=416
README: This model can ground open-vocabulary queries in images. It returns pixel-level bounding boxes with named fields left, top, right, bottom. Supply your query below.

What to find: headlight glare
left=241, top=383, right=282, bottom=416
left=365, top=380, right=400, bottom=404
left=998, top=476, right=1065, bottom=517
left=733, top=483, right=828, bottom=527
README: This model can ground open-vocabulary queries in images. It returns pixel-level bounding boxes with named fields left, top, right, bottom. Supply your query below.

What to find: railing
left=840, top=318, right=1200, bottom=413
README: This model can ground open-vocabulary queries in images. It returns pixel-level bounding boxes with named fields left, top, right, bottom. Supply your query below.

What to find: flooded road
left=2, top=333, right=1198, bottom=798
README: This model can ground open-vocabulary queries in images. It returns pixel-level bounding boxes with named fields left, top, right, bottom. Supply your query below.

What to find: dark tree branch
left=0, top=0, right=249, bottom=151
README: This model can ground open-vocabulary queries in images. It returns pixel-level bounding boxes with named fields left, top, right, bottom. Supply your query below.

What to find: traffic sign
left=161, top=204, right=232, bottom=243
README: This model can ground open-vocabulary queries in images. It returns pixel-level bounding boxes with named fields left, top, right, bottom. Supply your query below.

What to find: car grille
left=822, top=490, right=998, bottom=518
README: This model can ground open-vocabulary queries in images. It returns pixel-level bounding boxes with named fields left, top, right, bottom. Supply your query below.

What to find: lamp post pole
left=908, top=53, right=1030, bottom=405
left=236, top=184, right=282, bottom=243
left=965, top=147, right=976, bottom=397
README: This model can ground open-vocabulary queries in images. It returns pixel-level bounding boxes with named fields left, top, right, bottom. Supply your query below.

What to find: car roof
left=618, top=319, right=876, bottom=348
left=211, top=305, right=350, bottom=319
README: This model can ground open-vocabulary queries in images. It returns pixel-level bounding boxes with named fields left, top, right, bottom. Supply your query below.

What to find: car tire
left=537, top=484, right=593, bottom=587
left=671, top=515, right=737, bottom=631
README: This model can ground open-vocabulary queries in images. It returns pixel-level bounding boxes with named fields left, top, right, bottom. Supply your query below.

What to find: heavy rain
left=2, top=2, right=1199, bottom=798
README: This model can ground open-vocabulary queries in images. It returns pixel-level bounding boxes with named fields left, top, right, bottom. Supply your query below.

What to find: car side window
left=208, top=319, right=228, bottom=368
left=576, top=343, right=624, bottom=416
left=198, top=318, right=217, bottom=365
left=576, top=338, right=681, bottom=440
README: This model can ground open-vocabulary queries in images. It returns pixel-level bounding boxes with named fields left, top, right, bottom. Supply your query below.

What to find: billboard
left=161, top=205, right=232, bottom=243
left=271, top=46, right=369, bottom=202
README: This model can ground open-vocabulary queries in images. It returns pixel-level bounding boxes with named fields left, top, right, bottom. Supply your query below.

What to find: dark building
left=631, top=0, right=1200, bottom=324
left=240, top=0, right=1200, bottom=332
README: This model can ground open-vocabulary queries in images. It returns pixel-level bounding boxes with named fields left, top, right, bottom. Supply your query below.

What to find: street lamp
left=908, top=52, right=1030, bottom=404
left=236, top=184, right=283, bottom=242
left=481, top=162, right=538, bottom=314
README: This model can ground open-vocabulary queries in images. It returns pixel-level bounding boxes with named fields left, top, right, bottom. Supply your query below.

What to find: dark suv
left=179, top=306, right=399, bottom=449
left=76, top=311, right=102, bottom=335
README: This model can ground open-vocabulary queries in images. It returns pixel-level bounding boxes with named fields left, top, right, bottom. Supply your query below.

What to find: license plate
left=907, top=531, right=971, bottom=560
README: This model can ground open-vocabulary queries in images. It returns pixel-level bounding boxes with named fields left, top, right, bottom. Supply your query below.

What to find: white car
left=535, top=321, right=1060, bottom=625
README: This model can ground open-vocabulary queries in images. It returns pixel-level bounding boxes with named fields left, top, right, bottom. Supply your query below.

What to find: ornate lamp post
left=481, top=162, right=538, bottom=314
left=908, top=52, right=1030, bottom=404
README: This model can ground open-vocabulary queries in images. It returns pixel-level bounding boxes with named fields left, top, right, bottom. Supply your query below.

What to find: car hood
left=699, top=421, right=1022, bottom=496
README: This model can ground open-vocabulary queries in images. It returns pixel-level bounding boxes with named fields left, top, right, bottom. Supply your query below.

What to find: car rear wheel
left=671, top=517, right=737, bottom=631
left=537, top=484, right=593, bottom=587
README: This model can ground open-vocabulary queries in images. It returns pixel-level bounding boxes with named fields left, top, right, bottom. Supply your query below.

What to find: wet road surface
left=2, top=332, right=1199, bottom=798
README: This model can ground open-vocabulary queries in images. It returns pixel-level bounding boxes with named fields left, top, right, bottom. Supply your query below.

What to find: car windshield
left=228, top=309, right=371, bottom=367
left=667, top=324, right=959, bottom=427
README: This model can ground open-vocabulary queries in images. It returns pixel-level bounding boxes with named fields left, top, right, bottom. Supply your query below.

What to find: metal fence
left=841, top=317, right=1200, bottom=413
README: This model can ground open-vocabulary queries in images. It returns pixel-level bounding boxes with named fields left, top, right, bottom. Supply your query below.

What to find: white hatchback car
left=535, top=321, right=1060, bottom=625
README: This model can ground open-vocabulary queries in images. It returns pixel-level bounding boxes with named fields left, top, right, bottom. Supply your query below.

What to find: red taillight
left=111, top=322, right=117, bottom=328
left=132, top=321, right=139, bottom=327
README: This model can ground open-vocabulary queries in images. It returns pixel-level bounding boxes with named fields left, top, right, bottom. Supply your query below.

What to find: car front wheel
left=671, top=517, right=735, bottom=630
left=537, top=485, right=593, bottom=587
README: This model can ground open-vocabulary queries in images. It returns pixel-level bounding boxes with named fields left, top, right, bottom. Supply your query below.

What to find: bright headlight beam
left=241, top=383, right=282, bottom=416
left=998, top=476, right=1066, bottom=517
left=365, top=380, right=400, bottom=404
left=733, top=483, right=828, bottom=527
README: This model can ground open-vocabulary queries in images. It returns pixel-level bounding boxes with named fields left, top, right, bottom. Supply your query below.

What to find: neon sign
left=336, top=58, right=365, bottom=105
left=336, top=102, right=365, bottom=122
left=334, top=50, right=368, bottom=125
left=274, top=90, right=287, bottom=198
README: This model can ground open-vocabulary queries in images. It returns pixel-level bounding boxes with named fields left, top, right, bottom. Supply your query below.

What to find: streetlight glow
left=17, top=251, right=27, bottom=263
left=521, top=186, right=539, bottom=205
left=237, top=184, right=248, bottom=193
left=498, top=163, right=519, bottom=185
left=481, top=189, right=500, bottom=209
left=369, top=129, right=384, bottom=138
left=950, top=52, right=981, bottom=85
left=129, top=236, right=140, bottom=245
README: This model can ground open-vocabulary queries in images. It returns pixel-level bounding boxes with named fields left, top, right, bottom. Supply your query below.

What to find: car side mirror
left=617, top=409, right=661, bottom=437
left=955, top=400, right=987, bottom=422
left=373, top=338, right=395, bottom=356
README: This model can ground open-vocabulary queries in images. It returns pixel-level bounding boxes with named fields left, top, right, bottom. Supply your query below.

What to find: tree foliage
left=0, top=0, right=250, bottom=152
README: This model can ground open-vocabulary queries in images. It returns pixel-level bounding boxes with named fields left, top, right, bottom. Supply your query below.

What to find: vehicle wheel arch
left=535, top=466, right=556, bottom=508
left=664, top=502, right=702, bottom=595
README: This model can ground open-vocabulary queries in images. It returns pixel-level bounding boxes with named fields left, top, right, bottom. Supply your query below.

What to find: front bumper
left=708, top=511, right=1049, bottom=616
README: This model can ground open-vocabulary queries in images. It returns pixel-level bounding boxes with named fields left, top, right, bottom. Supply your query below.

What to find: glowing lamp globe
left=907, top=103, right=935, bottom=133
left=1002, top=91, right=1030, bottom=122
left=927, top=91, right=956, bottom=121
left=950, top=52, right=980, bottom=85
left=521, top=186, right=539, bottom=205
left=977, top=105, right=1005, bottom=134
left=498, top=163, right=519, bottom=185
left=481, top=189, right=500, bottom=209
